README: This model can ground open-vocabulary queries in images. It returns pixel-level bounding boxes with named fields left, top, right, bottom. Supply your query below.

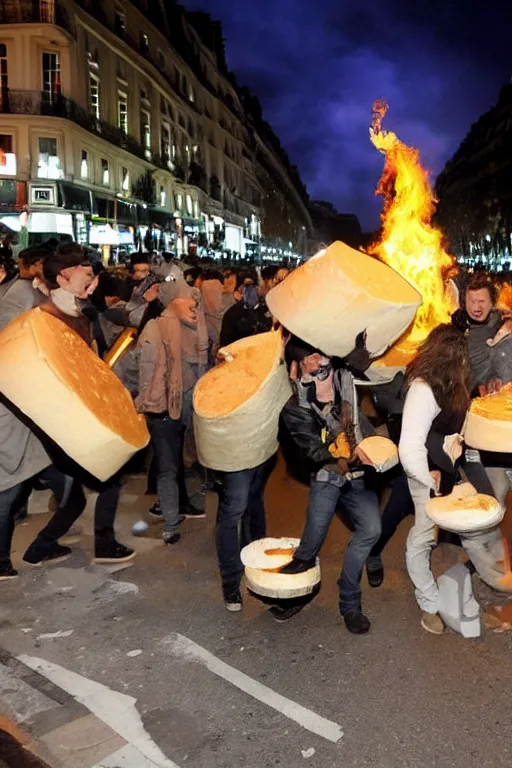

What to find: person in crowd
left=400, top=324, right=471, bottom=635
left=278, top=336, right=382, bottom=635
left=452, top=274, right=511, bottom=507
left=0, top=247, right=17, bottom=298
left=215, top=450, right=276, bottom=612
left=275, top=265, right=290, bottom=284
left=121, top=253, right=151, bottom=301
left=259, top=265, right=279, bottom=297
left=0, top=245, right=51, bottom=327
left=201, top=269, right=228, bottom=366
left=219, top=270, right=272, bottom=347
left=184, top=266, right=204, bottom=290
left=20, top=244, right=135, bottom=567
left=135, top=268, right=208, bottom=546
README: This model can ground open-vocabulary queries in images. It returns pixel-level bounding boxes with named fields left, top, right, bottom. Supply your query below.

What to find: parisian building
left=0, top=0, right=313, bottom=263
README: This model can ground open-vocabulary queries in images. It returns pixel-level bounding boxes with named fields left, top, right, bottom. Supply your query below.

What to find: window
left=188, top=84, right=195, bottom=103
left=89, top=72, right=100, bottom=119
left=140, top=110, right=151, bottom=158
left=117, top=91, right=128, bottom=134
left=42, top=52, right=60, bottom=103
left=184, top=144, right=191, bottom=167
left=161, top=122, right=172, bottom=166
left=176, top=193, right=183, bottom=212
left=40, top=0, right=55, bottom=24
left=0, top=44, right=7, bottom=93
left=140, top=33, right=149, bottom=56
left=38, top=137, right=63, bottom=179
left=80, top=149, right=88, bottom=180
left=101, top=158, right=109, bottom=185
left=117, top=57, right=127, bottom=80
left=0, top=134, right=15, bottom=176
left=186, top=194, right=193, bottom=216
left=121, top=166, right=130, bottom=192
left=159, top=185, right=166, bottom=207
left=114, top=10, right=126, bottom=36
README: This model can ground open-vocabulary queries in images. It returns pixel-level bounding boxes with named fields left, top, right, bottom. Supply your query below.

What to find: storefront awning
left=149, top=208, right=175, bottom=230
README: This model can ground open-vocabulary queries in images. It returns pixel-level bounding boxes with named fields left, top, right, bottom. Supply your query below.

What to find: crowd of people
left=1, top=240, right=511, bottom=639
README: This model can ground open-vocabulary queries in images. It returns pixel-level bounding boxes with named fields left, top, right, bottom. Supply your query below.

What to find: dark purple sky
left=184, top=0, right=512, bottom=231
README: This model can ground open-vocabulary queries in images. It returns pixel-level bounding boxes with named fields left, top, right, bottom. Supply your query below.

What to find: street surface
left=2, top=456, right=512, bottom=768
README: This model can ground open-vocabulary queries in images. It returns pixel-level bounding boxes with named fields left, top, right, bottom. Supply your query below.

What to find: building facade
left=0, top=0, right=312, bottom=261
left=435, top=83, right=512, bottom=271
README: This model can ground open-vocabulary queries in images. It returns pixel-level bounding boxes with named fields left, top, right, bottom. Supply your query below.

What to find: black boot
left=343, top=611, right=371, bottom=635
left=279, top=557, right=316, bottom=575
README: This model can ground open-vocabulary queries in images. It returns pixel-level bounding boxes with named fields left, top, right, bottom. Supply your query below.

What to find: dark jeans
left=0, top=465, right=121, bottom=563
left=216, top=456, right=276, bottom=589
left=370, top=473, right=414, bottom=557
left=295, top=477, right=382, bottom=615
left=147, top=412, right=189, bottom=536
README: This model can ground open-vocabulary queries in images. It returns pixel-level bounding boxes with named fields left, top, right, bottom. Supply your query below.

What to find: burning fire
left=369, top=100, right=456, bottom=367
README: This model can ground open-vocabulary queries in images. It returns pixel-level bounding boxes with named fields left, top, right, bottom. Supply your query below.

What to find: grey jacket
left=0, top=278, right=45, bottom=331
left=467, top=310, right=502, bottom=393
left=0, top=279, right=51, bottom=491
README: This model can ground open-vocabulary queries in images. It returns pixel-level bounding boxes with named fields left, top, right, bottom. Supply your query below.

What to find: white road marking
left=164, top=633, right=344, bottom=744
left=18, top=655, right=179, bottom=768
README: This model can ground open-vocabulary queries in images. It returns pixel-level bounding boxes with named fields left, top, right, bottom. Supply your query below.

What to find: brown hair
left=465, top=273, right=498, bottom=305
left=405, top=324, right=470, bottom=418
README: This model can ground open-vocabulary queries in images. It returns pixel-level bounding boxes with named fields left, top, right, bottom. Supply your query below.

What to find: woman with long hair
left=400, top=324, right=470, bottom=635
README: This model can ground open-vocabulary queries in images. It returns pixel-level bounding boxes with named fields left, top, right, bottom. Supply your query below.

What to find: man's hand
left=171, top=297, right=197, bottom=325
left=337, top=458, right=350, bottom=475
left=487, top=377, right=503, bottom=395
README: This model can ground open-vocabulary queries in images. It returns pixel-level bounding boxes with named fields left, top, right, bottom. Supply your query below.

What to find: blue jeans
left=0, top=483, right=26, bottom=563
left=216, top=457, right=275, bottom=589
left=295, top=477, right=382, bottom=615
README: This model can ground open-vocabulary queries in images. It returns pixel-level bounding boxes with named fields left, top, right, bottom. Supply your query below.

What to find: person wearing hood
left=135, top=265, right=209, bottom=545
left=201, top=270, right=227, bottom=366
left=219, top=273, right=272, bottom=348
left=0, top=248, right=18, bottom=299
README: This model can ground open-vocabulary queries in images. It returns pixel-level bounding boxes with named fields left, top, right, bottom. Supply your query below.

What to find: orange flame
left=369, top=100, right=457, bottom=367
left=497, top=282, right=512, bottom=313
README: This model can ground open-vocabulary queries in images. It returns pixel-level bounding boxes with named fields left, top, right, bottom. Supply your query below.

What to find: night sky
left=184, top=0, right=512, bottom=231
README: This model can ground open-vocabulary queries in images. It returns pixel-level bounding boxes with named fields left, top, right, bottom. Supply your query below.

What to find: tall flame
left=369, top=100, right=456, bottom=366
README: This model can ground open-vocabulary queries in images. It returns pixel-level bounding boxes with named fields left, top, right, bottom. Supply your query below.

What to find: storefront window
left=38, top=137, right=63, bottom=179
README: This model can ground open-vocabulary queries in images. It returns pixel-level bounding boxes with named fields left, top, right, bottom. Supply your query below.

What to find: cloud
left=184, top=0, right=512, bottom=229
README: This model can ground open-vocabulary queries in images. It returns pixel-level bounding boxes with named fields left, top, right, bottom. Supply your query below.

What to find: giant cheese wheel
left=426, top=484, right=504, bottom=533
left=358, top=436, right=399, bottom=473
left=241, top=538, right=321, bottom=599
left=266, top=240, right=421, bottom=358
left=464, top=383, right=512, bottom=452
left=193, top=330, right=292, bottom=472
left=0, top=308, right=149, bottom=481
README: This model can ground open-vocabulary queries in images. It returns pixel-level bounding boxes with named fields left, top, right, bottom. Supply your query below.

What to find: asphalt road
left=2, top=456, right=512, bottom=768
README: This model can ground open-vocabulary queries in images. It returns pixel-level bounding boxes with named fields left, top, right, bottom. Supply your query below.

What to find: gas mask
left=300, top=357, right=332, bottom=384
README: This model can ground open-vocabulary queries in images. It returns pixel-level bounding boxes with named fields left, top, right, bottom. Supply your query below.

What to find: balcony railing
left=0, top=1, right=72, bottom=33
left=2, top=89, right=148, bottom=161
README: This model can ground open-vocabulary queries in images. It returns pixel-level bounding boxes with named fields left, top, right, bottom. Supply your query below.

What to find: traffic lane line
left=163, top=633, right=344, bottom=744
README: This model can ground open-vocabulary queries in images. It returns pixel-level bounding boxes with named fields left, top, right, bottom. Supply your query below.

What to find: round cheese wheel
left=0, top=308, right=149, bottom=481
left=266, top=240, right=421, bottom=358
left=241, top=537, right=320, bottom=598
left=357, top=436, right=399, bottom=473
left=464, top=383, right=512, bottom=452
left=240, top=537, right=299, bottom=569
left=426, top=488, right=504, bottom=533
left=193, top=331, right=292, bottom=472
